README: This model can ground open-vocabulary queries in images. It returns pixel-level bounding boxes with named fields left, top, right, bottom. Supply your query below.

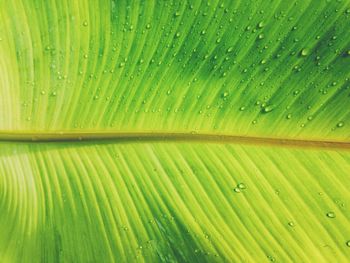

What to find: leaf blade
left=1, top=142, right=350, bottom=262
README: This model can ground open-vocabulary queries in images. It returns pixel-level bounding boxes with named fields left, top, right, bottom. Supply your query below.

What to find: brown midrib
left=0, top=131, right=349, bottom=150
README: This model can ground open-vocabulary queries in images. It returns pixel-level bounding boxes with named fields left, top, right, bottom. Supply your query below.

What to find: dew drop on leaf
left=300, top=48, right=309, bottom=57
left=233, top=187, right=241, bottom=193
left=257, top=21, right=265, bottom=28
left=337, top=121, right=344, bottom=128
left=267, top=255, right=276, bottom=262
left=326, top=212, right=336, bottom=218
left=261, top=105, right=274, bottom=113
left=237, top=183, right=246, bottom=189
left=222, top=91, right=229, bottom=98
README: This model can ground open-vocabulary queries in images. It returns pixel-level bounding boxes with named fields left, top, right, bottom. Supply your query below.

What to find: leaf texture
left=0, top=0, right=349, bottom=139
left=1, top=142, right=350, bottom=262
left=1, top=0, right=350, bottom=262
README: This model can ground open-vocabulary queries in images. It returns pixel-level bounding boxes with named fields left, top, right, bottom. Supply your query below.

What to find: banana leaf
left=0, top=0, right=350, bottom=262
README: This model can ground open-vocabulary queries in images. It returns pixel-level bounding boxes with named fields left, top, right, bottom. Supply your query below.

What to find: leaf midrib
left=0, top=131, right=349, bottom=150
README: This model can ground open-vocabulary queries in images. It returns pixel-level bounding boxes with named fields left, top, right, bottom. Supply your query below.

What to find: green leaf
left=1, top=142, right=350, bottom=262
left=1, top=0, right=350, bottom=262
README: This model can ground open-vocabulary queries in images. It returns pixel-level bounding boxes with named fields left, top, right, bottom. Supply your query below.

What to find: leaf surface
left=0, top=0, right=350, bottom=262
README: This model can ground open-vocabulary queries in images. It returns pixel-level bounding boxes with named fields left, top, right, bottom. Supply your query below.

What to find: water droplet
left=258, top=34, right=264, bottom=40
left=267, top=255, right=276, bottom=262
left=239, top=106, right=245, bottom=111
left=257, top=21, right=265, bottom=28
left=83, top=21, right=88, bottom=27
left=337, top=121, right=344, bottom=128
left=146, top=23, right=151, bottom=29
left=288, top=221, right=295, bottom=227
left=293, top=90, right=300, bottom=96
left=326, top=212, right=336, bottom=218
left=346, top=240, right=350, bottom=247
left=175, top=32, right=181, bottom=38
left=227, top=47, right=233, bottom=53
left=51, top=91, right=57, bottom=97
left=261, top=105, right=274, bottom=113
left=237, top=183, right=246, bottom=189
left=233, top=187, right=241, bottom=193
left=300, top=48, right=309, bottom=57
left=222, top=91, right=229, bottom=98
left=286, top=113, right=292, bottom=119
